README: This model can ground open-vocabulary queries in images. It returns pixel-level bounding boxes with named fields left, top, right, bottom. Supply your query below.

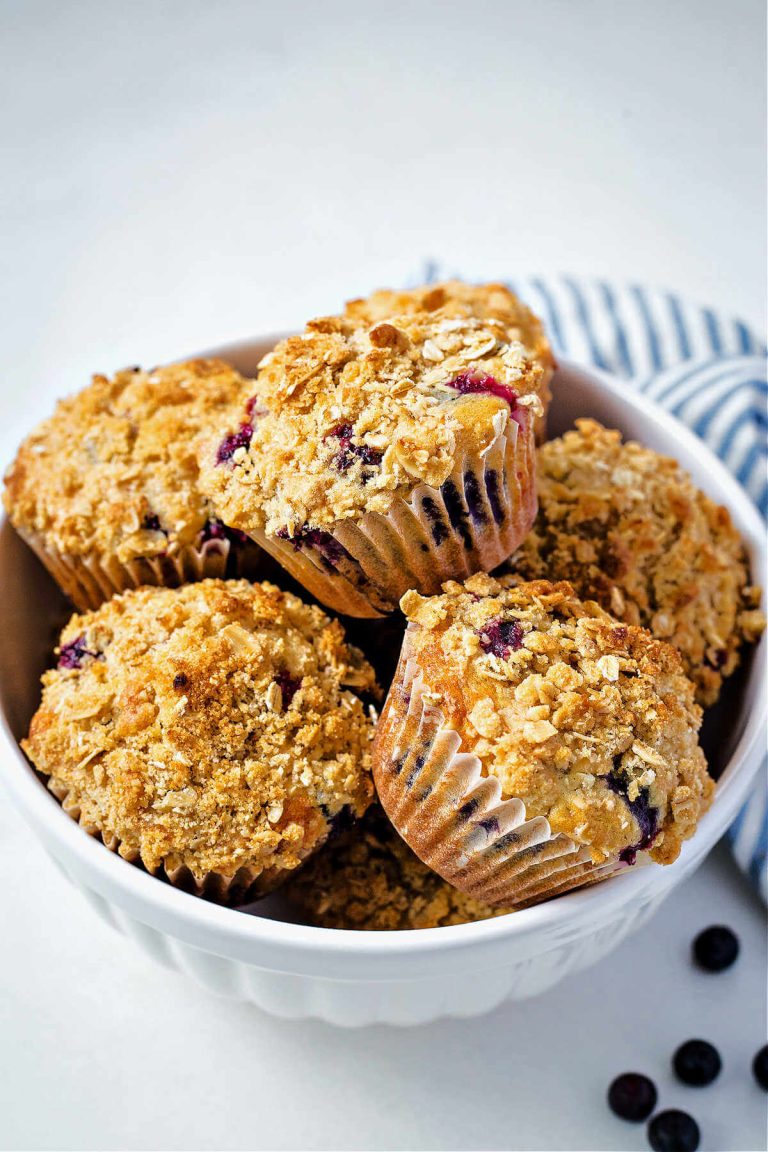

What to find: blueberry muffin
left=286, top=805, right=508, bottom=930
left=504, top=419, right=764, bottom=705
left=3, top=359, right=264, bottom=611
left=373, top=574, right=713, bottom=908
left=199, top=281, right=554, bottom=617
left=23, top=579, right=379, bottom=900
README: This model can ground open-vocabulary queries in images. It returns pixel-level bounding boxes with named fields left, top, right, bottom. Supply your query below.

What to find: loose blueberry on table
left=607, top=1073, right=658, bottom=1122
left=673, top=1039, right=722, bottom=1087
left=647, top=1110, right=700, bottom=1152
left=692, top=925, right=739, bottom=972
left=753, top=1045, right=768, bottom=1091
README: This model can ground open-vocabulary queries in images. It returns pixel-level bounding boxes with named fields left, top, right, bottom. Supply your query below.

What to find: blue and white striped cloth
left=421, top=269, right=767, bottom=899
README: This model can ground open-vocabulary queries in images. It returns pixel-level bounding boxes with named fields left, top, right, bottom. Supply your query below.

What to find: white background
left=0, top=1, right=766, bottom=1149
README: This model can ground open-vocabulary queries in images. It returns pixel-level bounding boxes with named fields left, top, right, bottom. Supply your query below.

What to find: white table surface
left=0, top=2, right=765, bottom=1149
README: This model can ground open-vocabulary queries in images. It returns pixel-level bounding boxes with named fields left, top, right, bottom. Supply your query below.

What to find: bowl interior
left=0, top=350, right=764, bottom=933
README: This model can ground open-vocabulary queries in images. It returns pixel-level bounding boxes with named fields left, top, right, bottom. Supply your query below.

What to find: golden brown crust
left=3, top=359, right=255, bottom=565
left=198, top=281, right=553, bottom=537
left=399, top=574, right=713, bottom=865
left=285, top=806, right=509, bottom=929
left=23, top=580, right=379, bottom=885
left=505, top=419, right=765, bottom=705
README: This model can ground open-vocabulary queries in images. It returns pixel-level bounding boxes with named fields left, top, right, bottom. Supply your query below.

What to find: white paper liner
left=250, top=411, right=538, bottom=618
left=372, top=647, right=624, bottom=909
left=16, top=527, right=262, bottom=613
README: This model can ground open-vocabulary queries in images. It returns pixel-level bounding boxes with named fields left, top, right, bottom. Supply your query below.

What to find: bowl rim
left=0, top=350, right=765, bottom=972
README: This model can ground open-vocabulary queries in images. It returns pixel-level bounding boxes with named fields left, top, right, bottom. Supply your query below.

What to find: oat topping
left=3, top=359, right=256, bottom=563
left=505, top=419, right=765, bottom=704
left=286, top=805, right=509, bottom=930
left=400, top=574, right=714, bottom=865
left=23, top=580, right=379, bottom=883
left=198, top=281, right=553, bottom=537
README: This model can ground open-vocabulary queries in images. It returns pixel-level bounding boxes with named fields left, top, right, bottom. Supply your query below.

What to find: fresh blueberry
left=692, top=925, right=739, bottom=972
left=647, top=1109, right=700, bottom=1152
left=753, top=1045, right=768, bottom=1091
left=673, top=1039, right=722, bottom=1086
left=607, top=1072, right=657, bottom=1122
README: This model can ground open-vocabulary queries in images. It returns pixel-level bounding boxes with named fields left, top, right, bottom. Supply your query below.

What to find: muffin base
left=251, top=412, right=538, bottom=618
left=372, top=637, right=624, bottom=908
left=16, top=527, right=263, bottom=613
left=48, top=779, right=303, bottom=905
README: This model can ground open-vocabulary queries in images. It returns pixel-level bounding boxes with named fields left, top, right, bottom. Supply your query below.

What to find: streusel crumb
left=199, top=281, right=553, bottom=537
left=400, top=574, right=713, bottom=866
left=3, top=358, right=255, bottom=564
left=23, top=580, right=379, bottom=887
left=286, top=806, right=509, bottom=930
left=505, top=419, right=764, bottom=704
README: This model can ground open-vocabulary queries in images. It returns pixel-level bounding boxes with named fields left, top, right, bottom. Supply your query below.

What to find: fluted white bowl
left=0, top=347, right=764, bottom=1027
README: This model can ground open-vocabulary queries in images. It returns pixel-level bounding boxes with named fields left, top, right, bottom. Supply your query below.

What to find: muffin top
left=286, top=806, right=508, bottom=930
left=507, top=419, right=764, bottom=704
left=199, top=281, right=553, bottom=537
left=23, top=580, right=378, bottom=883
left=3, top=359, right=255, bottom=565
left=400, top=574, right=713, bottom=865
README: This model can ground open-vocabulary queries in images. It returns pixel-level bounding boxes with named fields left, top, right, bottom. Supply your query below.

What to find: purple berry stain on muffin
left=447, top=370, right=520, bottom=414
left=245, top=394, right=268, bottom=421
left=200, top=517, right=249, bottom=547
left=605, top=765, right=660, bottom=864
left=479, top=618, right=524, bottom=658
left=326, top=423, right=384, bottom=473
left=275, top=670, right=300, bottom=707
left=216, top=422, right=254, bottom=465
left=275, top=524, right=348, bottom=569
left=57, top=635, right=98, bottom=670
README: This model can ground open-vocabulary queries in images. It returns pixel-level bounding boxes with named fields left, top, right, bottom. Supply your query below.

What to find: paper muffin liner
left=47, top=779, right=308, bottom=905
left=249, top=410, right=538, bottom=618
left=16, top=526, right=263, bottom=613
left=372, top=641, right=625, bottom=909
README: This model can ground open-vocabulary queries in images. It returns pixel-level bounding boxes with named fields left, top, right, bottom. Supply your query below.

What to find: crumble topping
left=505, top=419, right=765, bottom=704
left=400, top=574, right=713, bottom=865
left=198, top=281, right=552, bottom=537
left=3, top=359, right=256, bottom=563
left=23, top=580, right=379, bottom=882
left=286, top=805, right=509, bottom=930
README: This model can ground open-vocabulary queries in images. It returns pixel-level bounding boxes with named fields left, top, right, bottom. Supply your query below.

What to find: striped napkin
left=422, top=269, right=767, bottom=900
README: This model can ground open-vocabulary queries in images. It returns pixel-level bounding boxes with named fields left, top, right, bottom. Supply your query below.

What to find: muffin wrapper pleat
left=15, top=527, right=262, bottom=613
left=249, top=411, right=538, bottom=618
left=47, top=779, right=295, bottom=905
left=372, top=640, right=624, bottom=909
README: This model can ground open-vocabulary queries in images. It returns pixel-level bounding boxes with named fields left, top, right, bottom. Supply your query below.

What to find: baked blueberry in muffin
left=373, top=574, right=714, bottom=907
left=199, top=281, right=554, bottom=617
left=23, top=579, right=379, bottom=900
left=504, top=419, right=764, bottom=705
left=3, top=359, right=264, bottom=610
